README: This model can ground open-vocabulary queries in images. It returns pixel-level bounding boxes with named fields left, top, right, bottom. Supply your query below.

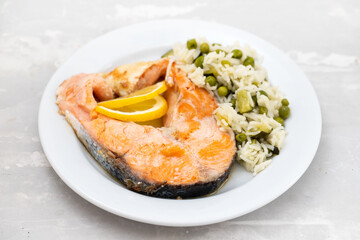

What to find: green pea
left=217, top=86, right=229, bottom=97
left=161, top=49, right=173, bottom=58
left=200, top=43, right=210, bottom=54
left=187, top=39, right=197, bottom=50
left=212, top=43, right=222, bottom=46
left=259, top=106, right=268, bottom=114
left=231, top=49, right=243, bottom=59
left=279, top=106, right=290, bottom=119
left=274, top=117, right=284, bottom=126
left=252, top=82, right=259, bottom=87
left=215, top=49, right=227, bottom=54
left=243, top=56, right=255, bottom=67
left=236, top=133, right=247, bottom=143
left=281, top=98, right=289, bottom=106
left=259, top=90, right=268, bottom=97
left=205, top=75, right=217, bottom=86
left=194, top=55, right=204, bottom=68
left=230, top=99, right=236, bottom=109
left=251, top=139, right=258, bottom=144
left=221, top=60, right=231, bottom=67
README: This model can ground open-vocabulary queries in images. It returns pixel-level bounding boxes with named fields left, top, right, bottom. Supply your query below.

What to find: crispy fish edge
left=65, top=112, right=234, bottom=199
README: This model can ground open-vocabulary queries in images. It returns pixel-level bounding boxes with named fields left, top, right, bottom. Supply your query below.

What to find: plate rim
left=38, top=19, right=322, bottom=227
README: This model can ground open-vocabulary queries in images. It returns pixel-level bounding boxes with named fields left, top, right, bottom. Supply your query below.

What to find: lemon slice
left=96, top=95, right=168, bottom=122
left=98, top=81, right=168, bottom=108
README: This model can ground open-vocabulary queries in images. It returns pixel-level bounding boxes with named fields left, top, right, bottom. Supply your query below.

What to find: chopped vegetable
left=259, top=90, right=268, bottom=97
left=236, top=90, right=253, bottom=113
left=236, top=133, right=247, bottom=143
left=259, top=106, right=268, bottom=115
left=230, top=99, right=236, bottom=109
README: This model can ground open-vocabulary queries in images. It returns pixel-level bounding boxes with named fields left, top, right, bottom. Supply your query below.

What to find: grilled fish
left=56, top=59, right=236, bottom=198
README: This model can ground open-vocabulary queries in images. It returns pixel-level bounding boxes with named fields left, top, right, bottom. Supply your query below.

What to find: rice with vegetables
left=163, top=37, right=291, bottom=175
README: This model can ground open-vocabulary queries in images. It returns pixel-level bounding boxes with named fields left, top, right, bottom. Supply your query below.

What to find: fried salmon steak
left=56, top=59, right=236, bottom=198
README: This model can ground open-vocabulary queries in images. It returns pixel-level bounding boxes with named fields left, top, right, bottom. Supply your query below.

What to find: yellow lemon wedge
left=98, top=81, right=168, bottom=108
left=95, top=95, right=168, bottom=122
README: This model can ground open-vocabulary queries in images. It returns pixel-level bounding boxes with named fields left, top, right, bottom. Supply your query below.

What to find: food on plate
left=95, top=81, right=169, bottom=122
left=97, top=81, right=168, bottom=109
left=56, top=38, right=290, bottom=198
left=95, top=95, right=168, bottom=122
left=165, top=38, right=290, bottom=174
left=56, top=58, right=236, bottom=199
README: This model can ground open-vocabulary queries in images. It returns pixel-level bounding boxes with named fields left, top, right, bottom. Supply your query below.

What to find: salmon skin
left=67, top=111, right=232, bottom=198
left=56, top=59, right=236, bottom=199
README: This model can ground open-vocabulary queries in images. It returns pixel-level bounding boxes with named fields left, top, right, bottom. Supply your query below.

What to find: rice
left=170, top=37, right=288, bottom=175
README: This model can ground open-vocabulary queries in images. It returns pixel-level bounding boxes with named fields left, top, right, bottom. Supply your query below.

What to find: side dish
left=167, top=38, right=290, bottom=174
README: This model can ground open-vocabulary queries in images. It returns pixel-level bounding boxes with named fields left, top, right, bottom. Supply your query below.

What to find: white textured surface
left=0, top=0, right=359, bottom=239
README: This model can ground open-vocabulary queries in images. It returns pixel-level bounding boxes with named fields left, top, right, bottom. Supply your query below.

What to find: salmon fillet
left=56, top=59, right=236, bottom=198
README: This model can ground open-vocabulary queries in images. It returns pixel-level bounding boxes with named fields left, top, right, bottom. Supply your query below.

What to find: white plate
left=39, top=19, right=321, bottom=227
